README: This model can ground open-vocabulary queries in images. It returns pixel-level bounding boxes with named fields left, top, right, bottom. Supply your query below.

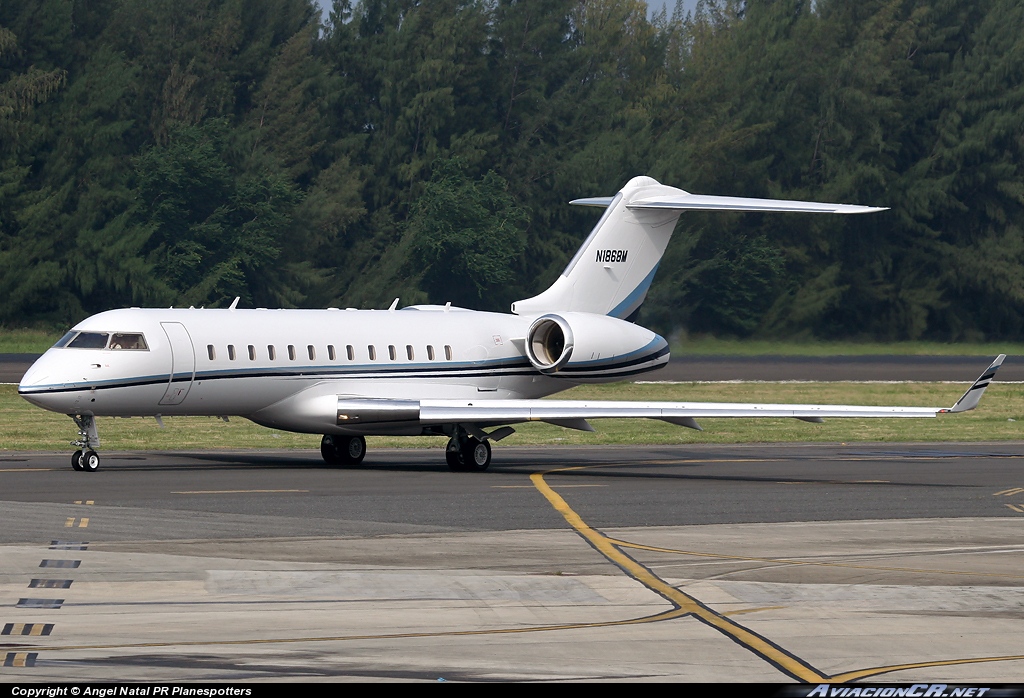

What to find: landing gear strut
left=320, top=435, right=367, bottom=466
left=445, top=430, right=491, bottom=472
left=70, top=414, right=100, bottom=473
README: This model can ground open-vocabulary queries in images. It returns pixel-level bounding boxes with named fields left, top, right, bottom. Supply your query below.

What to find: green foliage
left=0, top=0, right=1023, bottom=342
left=133, top=121, right=303, bottom=307
left=406, top=159, right=527, bottom=310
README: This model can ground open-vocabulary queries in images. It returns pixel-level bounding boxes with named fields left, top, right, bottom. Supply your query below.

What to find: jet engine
left=524, top=312, right=668, bottom=381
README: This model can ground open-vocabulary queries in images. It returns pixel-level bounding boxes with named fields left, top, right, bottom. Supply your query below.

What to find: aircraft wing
left=415, top=354, right=1005, bottom=433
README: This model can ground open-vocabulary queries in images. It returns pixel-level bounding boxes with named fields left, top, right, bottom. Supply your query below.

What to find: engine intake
left=526, top=315, right=574, bottom=373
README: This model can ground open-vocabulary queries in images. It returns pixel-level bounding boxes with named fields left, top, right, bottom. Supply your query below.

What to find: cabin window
left=227, top=345, right=236, bottom=361
left=68, top=332, right=109, bottom=349
left=444, top=345, right=453, bottom=360
left=368, top=345, right=376, bottom=361
left=288, top=345, right=296, bottom=360
left=346, top=345, right=354, bottom=361
left=308, top=345, right=316, bottom=360
left=406, top=345, right=414, bottom=360
left=53, top=331, right=77, bottom=348
left=207, top=345, right=216, bottom=360
left=268, top=345, right=276, bottom=361
left=109, top=333, right=148, bottom=350
left=328, top=345, right=336, bottom=361
left=388, top=345, right=396, bottom=361
left=248, top=345, right=256, bottom=361
left=427, top=345, right=435, bottom=361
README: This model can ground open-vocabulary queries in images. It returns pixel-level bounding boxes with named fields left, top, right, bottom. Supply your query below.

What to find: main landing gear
left=70, top=414, right=101, bottom=472
left=320, top=435, right=367, bottom=466
left=320, top=427, right=509, bottom=472
left=445, top=431, right=491, bottom=472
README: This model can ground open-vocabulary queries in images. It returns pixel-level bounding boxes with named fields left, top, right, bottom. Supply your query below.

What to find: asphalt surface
left=1, top=444, right=1023, bottom=538
left=1, top=444, right=1023, bottom=682
left=4, top=352, right=1021, bottom=383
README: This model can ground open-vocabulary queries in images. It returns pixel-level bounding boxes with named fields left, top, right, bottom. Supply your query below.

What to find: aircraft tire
left=461, top=438, right=491, bottom=472
left=339, top=436, right=366, bottom=465
left=445, top=439, right=465, bottom=471
left=81, top=450, right=100, bottom=472
left=71, top=450, right=84, bottom=472
left=320, top=435, right=340, bottom=465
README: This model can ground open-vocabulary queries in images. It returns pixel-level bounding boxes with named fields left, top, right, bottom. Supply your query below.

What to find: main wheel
left=445, top=438, right=464, bottom=471
left=81, top=450, right=100, bottom=472
left=340, top=435, right=366, bottom=465
left=460, top=437, right=491, bottom=472
left=321, top=435, right=367, bottom=466
left=320, top=435, right=340, bottom=465
left=71, top=450, right=84, bottom=472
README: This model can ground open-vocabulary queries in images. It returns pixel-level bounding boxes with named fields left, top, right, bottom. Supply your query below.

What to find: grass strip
left=2, top=381, right=1021, bottom=452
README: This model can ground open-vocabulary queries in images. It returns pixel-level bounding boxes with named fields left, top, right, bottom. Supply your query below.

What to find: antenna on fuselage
left=228, top=297, right=240, bottom=311
left=388, top=298, right=399, bottom=311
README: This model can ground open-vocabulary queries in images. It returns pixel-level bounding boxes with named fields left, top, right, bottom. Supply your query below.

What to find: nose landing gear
left=70, top=414, right=101, bottom=472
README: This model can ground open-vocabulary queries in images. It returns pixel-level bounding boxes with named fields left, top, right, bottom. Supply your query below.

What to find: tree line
left=1, top=0, right=1022, bottom=341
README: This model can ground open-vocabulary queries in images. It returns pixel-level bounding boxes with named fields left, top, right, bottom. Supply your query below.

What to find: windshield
left=53, top=331, right=77, bottom=348
left=67, top=332, right=109, bottom=349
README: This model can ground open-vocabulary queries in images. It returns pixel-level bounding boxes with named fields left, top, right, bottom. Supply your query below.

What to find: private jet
left=18, top=176, right=1005, bottom=472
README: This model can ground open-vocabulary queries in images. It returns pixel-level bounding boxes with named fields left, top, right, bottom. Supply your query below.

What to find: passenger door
left=159, top=322, right=195, bottom=405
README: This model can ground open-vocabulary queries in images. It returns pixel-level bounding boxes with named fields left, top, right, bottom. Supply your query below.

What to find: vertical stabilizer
left=511, top=176, right=684, bottom=320
left=512, top=176, right=886, bottom=320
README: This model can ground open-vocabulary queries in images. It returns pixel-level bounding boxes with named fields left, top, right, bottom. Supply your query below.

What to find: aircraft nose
left=17, top=353, right=69, bottom=412
left=18, top=357, right=51, bottom=389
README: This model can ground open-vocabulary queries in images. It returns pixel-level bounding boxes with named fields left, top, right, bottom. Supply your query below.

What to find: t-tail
left=511, top=176, right=887, bottom=321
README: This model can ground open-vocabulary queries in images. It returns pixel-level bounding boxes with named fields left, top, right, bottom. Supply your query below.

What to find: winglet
left=945, top=354, right=1006, bottom=413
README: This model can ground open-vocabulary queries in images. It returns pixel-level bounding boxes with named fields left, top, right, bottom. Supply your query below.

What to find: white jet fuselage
left=18, top=306, right=669, bottom=435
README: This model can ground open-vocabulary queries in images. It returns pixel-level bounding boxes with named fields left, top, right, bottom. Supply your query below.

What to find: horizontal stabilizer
left=569, top=196, right=616, bottom=208
left=571, top=193, right=887, bottom=214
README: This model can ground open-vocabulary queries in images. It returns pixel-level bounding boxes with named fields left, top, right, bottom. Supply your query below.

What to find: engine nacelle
left=524, top=312, right=668, bottom=381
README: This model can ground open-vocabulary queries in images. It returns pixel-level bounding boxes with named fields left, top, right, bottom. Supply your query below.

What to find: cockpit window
left=109, top=333, right=148, bottom=351
left=53, top=331, right=77, bottom=348
left=67, top=332, right=109, bottom=349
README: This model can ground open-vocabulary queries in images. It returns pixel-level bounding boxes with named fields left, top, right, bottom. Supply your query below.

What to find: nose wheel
left=69, top=415, right=101, bottom=473
left=72, top=449, right=100, bottom=472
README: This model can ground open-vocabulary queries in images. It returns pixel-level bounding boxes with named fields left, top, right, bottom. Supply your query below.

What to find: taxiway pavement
left=1, top=444, right=1022, bottom=682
